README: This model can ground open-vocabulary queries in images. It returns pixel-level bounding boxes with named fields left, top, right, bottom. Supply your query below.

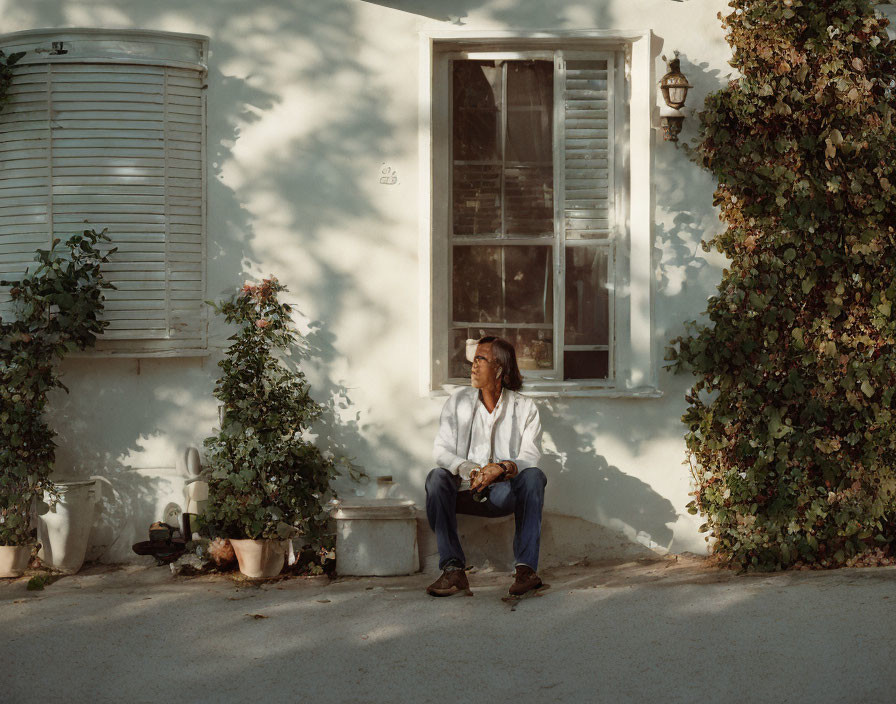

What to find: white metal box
left=332, top=498, right=419, bottom=576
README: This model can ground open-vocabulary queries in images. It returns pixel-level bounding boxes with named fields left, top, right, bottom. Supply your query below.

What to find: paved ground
left=2, top=555, right=896, bottom=703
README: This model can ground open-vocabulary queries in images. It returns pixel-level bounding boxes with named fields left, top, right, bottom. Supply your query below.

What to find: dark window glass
left=564, top=350, right=609, bottom=380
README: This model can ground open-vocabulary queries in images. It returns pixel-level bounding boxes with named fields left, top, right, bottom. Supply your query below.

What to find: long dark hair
left=478, top=336, right=523, bottom=391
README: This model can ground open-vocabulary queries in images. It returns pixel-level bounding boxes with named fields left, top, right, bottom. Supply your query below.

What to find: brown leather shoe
left=508, top=565, right=543, bottom=596
left=426, top=568, right=471, bottom=597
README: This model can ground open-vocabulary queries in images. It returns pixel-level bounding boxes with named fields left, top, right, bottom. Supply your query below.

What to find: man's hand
left=470, top=463, right=505, bottom=493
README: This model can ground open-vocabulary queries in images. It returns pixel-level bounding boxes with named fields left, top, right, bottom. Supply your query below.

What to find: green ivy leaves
left=669, top=0, right=896, bottom=570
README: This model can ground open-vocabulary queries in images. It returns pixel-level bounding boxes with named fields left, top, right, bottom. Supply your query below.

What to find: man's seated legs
left=424, top=468, right=470, bottom=596
left=478, top=466, right=547, bottom=576
left=426, top=466, right=547, bottom=597
left=509, top=467, right=547, bottom=594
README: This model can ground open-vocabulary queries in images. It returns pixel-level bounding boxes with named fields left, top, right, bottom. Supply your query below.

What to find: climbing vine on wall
left=0, top=50, right=25, bottom=113
left=0, top=231, right=115, bottom=545
left=667, top=0, right=896, bottom=569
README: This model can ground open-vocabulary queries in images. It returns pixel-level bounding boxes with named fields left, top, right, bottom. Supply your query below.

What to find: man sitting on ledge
left=426, top=336, right=546, bottom=597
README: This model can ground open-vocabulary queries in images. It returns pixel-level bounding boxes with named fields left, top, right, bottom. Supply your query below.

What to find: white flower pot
left=0, top=545, right=32, bottom=578
left=37, top=479, right=98, bottom=574
left=229, top=538, right=286, bottom=578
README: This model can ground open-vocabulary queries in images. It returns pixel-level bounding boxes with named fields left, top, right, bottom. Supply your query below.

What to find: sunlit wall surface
left=0, top=0, right=737, bottom=563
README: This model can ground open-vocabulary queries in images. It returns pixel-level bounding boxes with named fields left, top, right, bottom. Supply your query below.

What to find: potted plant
left=0, top=230, right=115, bottom=577
left=203, top=277, right=356, bottom=578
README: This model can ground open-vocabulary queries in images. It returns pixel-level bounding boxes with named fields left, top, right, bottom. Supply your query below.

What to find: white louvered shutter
left=0, top=56, right=206, bottom=353
left=557, top=52, right=616, bottom=381
left=559, top=52, right=615, bottom=241
left=0, top=63, right=51, bottom=306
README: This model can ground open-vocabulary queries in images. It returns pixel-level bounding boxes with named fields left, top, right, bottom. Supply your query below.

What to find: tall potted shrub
left=203, top=277, right=351, bottom=578
left=668, top=1, right=896, bottom=570
left=0, top=230, right=114, bottom=577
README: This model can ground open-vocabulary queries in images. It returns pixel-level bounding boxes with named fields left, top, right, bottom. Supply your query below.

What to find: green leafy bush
left=668, top=0, right=896, bottom=570
left=203, top=277, right=357, bottom=544
left=0, top=230, right=115, bottom=545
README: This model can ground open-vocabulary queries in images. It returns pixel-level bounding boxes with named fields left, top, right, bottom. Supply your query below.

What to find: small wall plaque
left=379, top=166, right=398, bottom=185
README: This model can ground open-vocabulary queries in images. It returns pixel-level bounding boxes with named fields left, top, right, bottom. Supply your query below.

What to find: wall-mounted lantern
left=659, top=52, right=693, bottom=142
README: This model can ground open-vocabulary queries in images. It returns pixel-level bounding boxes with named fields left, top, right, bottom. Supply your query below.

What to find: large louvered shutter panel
left=0, top=31, right=207, bottom=355
left=559, top=52, right=615, bottom=241
left=0, top=63, right=51, bottom=308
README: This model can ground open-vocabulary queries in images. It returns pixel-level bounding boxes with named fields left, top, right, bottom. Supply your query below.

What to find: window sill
left=432, top=383, right=663, bottom=399
left=67, top=348, right=210, bottom=359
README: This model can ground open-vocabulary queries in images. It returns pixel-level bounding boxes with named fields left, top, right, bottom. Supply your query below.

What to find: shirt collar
left=477, top=387, right=505, bottom=414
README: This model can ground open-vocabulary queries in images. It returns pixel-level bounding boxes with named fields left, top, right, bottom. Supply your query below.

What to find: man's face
left=470, top=342, right=499, bottom=389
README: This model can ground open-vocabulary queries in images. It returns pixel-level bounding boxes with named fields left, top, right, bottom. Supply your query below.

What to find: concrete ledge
left=416, top=511, right=661, bottom=572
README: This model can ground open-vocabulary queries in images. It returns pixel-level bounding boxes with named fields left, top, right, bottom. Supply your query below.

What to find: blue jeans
left=425, top=466, right=547, bottom=571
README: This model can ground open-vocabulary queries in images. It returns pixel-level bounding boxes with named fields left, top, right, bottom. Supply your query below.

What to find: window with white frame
left=428, top=39, right=645, bottom=392
left=0, top=29, right=208, bottom=355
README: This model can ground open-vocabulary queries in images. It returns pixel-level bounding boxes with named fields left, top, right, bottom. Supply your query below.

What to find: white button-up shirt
left=466, top=388, right=506, bottom=469
left=433, top=386, right=542, bottom=488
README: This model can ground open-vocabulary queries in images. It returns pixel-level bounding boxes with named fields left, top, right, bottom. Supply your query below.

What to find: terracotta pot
left=0, top=545, right=32, bottom=578
left=229, top=538, right=286, bottom=578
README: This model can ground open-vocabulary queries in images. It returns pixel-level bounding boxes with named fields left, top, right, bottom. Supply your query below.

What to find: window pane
left=453, top=164, right=501, bottom=236
left=452, top=246, right=502, bottom=323
left=507, top=112, right=552, bottom=162
left=564, top=350, right=609, bottom=380
left=449, top=328, right=476, bottom=378
left=512, top=327, right=553, bottom=370
left=450, top=327, right=553, bottom=378
left=565, top=246, right=609, bottom=345
left=453, top=245, right=552, bottom=325
left=504, top=165, right=553, bottom=236
left=452, top=60, right=554, bottom=239
left=504, top=246, right=552, bottom=324
left=453, top=61, right=500, bottom=161
left=505, top=61, right=552, bottom=163
left=505, top=61, right=553, bottom=236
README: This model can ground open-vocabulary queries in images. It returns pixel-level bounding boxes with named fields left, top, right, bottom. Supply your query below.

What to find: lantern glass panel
left=668, top=85, right=686, bottom=106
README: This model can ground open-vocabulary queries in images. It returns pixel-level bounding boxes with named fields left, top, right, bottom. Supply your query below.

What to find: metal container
left=331, top=498, right=418, bottom=576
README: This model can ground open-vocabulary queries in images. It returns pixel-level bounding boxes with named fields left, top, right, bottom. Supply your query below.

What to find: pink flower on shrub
left=256, top=319, right=270, bottom=329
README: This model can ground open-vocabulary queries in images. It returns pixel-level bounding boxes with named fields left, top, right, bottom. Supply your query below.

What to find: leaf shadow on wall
left=538, top=400, right=679, bottom=551
left=15, top=0, right=398, bottom=548
left=361, top=0, right=615, bottom=27
left=290, top=318, right=411, bottom=498
left=47, top=358, right=193, bottom=563
left=652, top=54, right=729, bottom=431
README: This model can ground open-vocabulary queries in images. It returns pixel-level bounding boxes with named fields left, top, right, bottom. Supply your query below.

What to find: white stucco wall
left=0, top=0, right=734, bottom=563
